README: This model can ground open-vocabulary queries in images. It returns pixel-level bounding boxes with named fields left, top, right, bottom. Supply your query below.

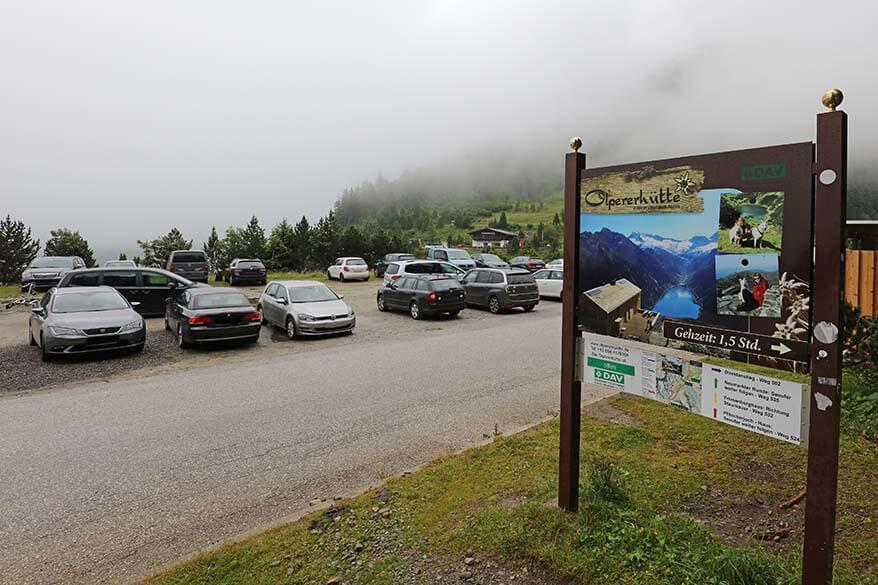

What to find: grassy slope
left=0, top=283, right=23, bottom=299
left=208, top=272, right=330, bottom=287
left=146, top=373, right=877, bottom=585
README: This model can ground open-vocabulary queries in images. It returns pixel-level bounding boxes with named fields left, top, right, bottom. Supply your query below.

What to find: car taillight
left=244, top=311, right=261, bottom=322
left=527, top=262, right=534, bottom=266
left=427, top=292, right=437, bottom=303
left=343, top=266, right=350, bottom=272
left=188, top=315, right=212, bottom=325
left=462, top=289, right=467, bottom=298
left=168, top=266, right=175, bottom=272
left=233, top=269, right=240, bottom=274
left=391, top=274, right=401, bottom=281
left=202, top=266, right=209, bottom=272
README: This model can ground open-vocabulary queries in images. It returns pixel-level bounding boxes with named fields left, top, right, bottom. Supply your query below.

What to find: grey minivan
left=164, top=250, right=209, bottom=283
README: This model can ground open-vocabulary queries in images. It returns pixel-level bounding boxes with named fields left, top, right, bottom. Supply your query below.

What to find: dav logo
left=594, top=369, right=625, bottom=384
left=741, top=163, right=786, bottom=181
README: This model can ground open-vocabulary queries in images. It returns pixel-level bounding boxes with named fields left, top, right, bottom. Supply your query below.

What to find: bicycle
left=4, top=283, right=38, bottom=310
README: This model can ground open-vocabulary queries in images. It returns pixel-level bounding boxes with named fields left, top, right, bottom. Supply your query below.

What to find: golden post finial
left=570, top=137, right=582, bottom=152
left=821, top=89, right=843, bottom=111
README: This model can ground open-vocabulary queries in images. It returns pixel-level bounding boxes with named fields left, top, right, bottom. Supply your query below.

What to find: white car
left=327, top=257, right=370, bottom=282
left=546, top=258, right=564, bottom=269
left=382, top=260, right=466, bottom=285
left=532, top=268, right=563, bottom=299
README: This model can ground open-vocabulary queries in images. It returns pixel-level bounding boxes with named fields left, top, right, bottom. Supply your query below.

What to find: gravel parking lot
left=0, top=280, right=561, bottom=395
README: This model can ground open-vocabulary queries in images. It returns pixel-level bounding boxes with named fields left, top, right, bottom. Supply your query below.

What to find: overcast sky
left=2, top=0, right=876, bottom=260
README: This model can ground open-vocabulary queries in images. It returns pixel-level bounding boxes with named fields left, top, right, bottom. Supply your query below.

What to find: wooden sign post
left=558, top=92, right=848, bottom=585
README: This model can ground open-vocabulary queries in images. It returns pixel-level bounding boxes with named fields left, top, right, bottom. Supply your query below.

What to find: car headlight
left=50, top=326, right=83, bottom=336
left=298, top=313, right=316, bottom=322
left=119, top=319, right=144, bottom=333
left=347, top=309, right=355, bottom=317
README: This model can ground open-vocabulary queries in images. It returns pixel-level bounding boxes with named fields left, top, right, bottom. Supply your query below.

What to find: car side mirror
left=131, top=301, right=141, bottom=307
left=31, top=306, right=45, bottom=315
left=276, top=297, right=288, bottom=305
left=337, top=294, right=344, bottom=299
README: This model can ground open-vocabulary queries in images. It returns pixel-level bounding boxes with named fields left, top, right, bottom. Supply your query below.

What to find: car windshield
left=192, top=292, right=250, bottom=309
left=431, top=279, right=460, bottom=290
left=106, top=261, right=135, bottom=267
left=480, top=254, right=503, bottom=262
left=30, top=257, right=74, bottom=269
left=289, top=284, right=338, bottom=303
left=398, top=254, right=416, bottom=261
left=508, top=274, right=535, bottom=285
left=346, top=258, right=366, bottom=266
left=237, top=261, right=264, bottom=268
left=52, top=292, right=129, bottom=313
left=447, top=250, right=471, bottom=260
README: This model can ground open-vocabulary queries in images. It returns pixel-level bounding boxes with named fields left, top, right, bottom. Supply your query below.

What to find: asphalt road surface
left=0, top=297, right=609, bottom=584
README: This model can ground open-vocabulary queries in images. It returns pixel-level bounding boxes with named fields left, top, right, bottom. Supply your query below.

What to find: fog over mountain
left=2, top=1, right=877, bottom=261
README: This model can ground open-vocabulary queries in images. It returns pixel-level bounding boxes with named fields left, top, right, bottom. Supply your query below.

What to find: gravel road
left=0, top=281, right=515, bottom=395
left=0, top=285, right=609, bottom=585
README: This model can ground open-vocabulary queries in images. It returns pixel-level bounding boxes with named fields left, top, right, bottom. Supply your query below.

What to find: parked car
left=471, top=253, right=510, bottom=268
left=29, top=286, right=145, bottom=361
left=258, top=280, right=355, bottom=339
left=21, top=256, right=85, bottom=291
left=165, top=287, right=261, bottom=348
left=509, top=256, right=546, bottom=272
left=327, top=257, right=370, bottom=281
left=382, top=260, right=466, bottom=285
left=374, top=253, right=416, bottom=277
left=532, top=268, right=564, bottom=299
left=163, top=250, right=210, bottom=283
left=425, top=247, right=476, bottom=269
left=546, top=258, right=564, bottom=269
left=104, top=260, right=137, bottom=268
left=58, top=267, right=200, bottom=316
left=460, top=268, right=539, bottom=313
left=377, top=275, right=466, bottom=319
left=223, top=258, right=267, bottom=285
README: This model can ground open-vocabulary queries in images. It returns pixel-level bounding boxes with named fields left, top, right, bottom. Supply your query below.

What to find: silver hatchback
left=258, top=280, right=355, bottom=339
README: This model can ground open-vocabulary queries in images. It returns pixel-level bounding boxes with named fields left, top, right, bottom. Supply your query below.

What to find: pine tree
left=293, top=216, right=312, bottom=270
left=0, top=215, right=40, bottom=284
left=45, top=228, right=96, bottom=267
left=137, top=228, right=192, bottom=267
left=118, top=252, right=128, bottom=261
left=498, top=211, right=509, bottom=229
left=203, top=226, right=227, bottom=277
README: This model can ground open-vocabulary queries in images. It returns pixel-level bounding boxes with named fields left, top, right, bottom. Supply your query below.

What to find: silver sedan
left=29, top=286, right=145, bottom=361
left=257, top=280, right=355, bottom=339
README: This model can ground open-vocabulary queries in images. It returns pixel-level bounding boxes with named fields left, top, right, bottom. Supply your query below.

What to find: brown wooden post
left=802, top=96, right=847, bottom=585
left=559, top=145, right=585, bottom=511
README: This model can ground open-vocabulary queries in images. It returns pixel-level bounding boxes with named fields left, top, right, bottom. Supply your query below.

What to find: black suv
left=374, top=253, right=416, bottom=277
left=223, top=258, right=267, bottom=285
left=376, top=275, right=466, bottom=319
left=460, top=268, right=539, bottom=314
left=58, top=267, right=199, bottom=316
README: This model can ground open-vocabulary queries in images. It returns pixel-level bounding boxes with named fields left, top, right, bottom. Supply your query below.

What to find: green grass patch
left=146, top=379, right=877, bottom=585
left=0, top=283, right=23, bottom=300
left=717, top=229, right=783, bottom=255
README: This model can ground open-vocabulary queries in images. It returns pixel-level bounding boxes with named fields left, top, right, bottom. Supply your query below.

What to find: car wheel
left=377, top=293, right=387, bottom=312
left=488, top=296, right=501, bottom=314
left=523, top=304, right=535, bottom=312
left=133, top=343, right=145, bottom=353
left=177, top=323, right=191, bottom=349
left=339, top=272, right=345, bottom=282
left=29, top=322, right=36, bottom=346
left=410, top=301, right=422, bottom=320
left=326, top=270, right=332, bottom=280
left=40, top=334, right=52, bottom=362
left=285, top=317, right=298, bottom=340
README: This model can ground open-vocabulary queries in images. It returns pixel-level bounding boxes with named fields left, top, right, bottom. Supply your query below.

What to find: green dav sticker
left=741, top=163, right=786, bottom=181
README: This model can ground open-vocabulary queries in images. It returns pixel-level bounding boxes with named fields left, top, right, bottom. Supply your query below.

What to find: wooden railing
left=845, top=249, right=878, bottom=317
